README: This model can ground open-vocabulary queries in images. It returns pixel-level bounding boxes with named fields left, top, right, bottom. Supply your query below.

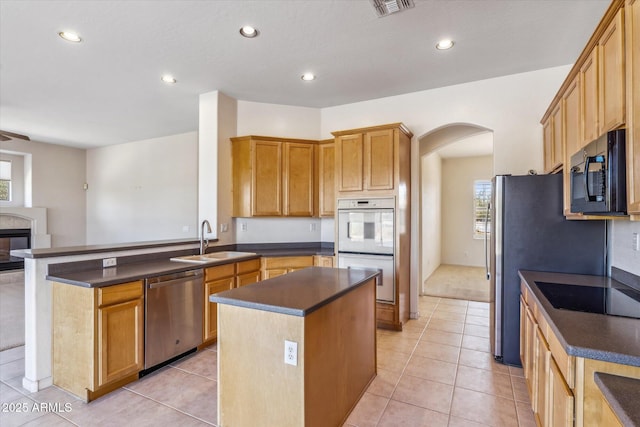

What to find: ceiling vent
left=370, top=0, right=415, bottom=17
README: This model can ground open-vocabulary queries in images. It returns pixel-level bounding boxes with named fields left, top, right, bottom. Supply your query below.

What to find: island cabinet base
left=217, top=278, right=376, bottom=427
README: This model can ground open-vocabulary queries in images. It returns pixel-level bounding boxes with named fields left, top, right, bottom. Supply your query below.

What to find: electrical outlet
left=309, top=223, right=316, bottom=232
left=240, top=222, right=248, bottom=232
left=102, top=258, right=117, bottom=268
left=220, top=223, right=229, bottom=232
left=284, top=340, right=297, bottom=366
left=633, top=233, right=639, bottom=252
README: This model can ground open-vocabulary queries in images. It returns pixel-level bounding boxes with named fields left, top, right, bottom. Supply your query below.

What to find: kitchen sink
left=170, top=251, right=257, bottom=264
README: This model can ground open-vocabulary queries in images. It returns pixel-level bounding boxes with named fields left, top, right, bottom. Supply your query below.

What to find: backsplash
left=609, top=220, right=640, bottom=276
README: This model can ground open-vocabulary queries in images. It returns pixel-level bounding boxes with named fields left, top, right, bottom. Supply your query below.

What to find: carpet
left=423, top=264, right=490, bottom=302
left=0, top=270, right=25, bottom=351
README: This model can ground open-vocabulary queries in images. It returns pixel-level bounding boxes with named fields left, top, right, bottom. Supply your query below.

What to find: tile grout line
left=372, top=297, right=439, bottom=427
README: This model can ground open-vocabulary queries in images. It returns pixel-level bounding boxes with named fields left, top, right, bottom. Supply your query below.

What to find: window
left=0, top=160, right=11, bottom=201
left=473, top=180, right=491, bottom=239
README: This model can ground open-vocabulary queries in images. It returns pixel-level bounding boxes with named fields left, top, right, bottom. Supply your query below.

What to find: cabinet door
left=563, top=77, right=581, bottom=216
left=548, top=358, right=574, bottom=427
left=236, top=271, right=260, bottom=287
left=336, top=134, right=363, bottom=192
left=253, top=140, right=282, bottom=216
left=97, top=298, right=144, bottom=386
left=364, top=129, right=395, bottom=190
left=318, top=143, right=335, bottom=217
left=599, top=8, right=625, bottom=134
left=627, top=0, right=640, bottom=216
left=543, top=117, right=554, bottom=174
left=283, top=142, right=314, bottom=216
left=314, top=255, right=334, bottom=268
left=580, top=49, right=599, bottom=145
left=534, top=326, right=551, bottom=427
left=262, top=269, right=288, bottom=280
left=520, top=297, right=526, bottom=367
left=552, top=102, right=564, bottom=172
left=204, top=277, right=234, bottom=342
left=524, top=304, right=536, bottom=400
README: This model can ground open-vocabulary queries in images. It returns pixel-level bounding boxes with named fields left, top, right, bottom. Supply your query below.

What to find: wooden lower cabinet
left=53, top=280, right=144, bottom=402
left=548, top=357, right=575, bottom=427
left=534, top=326, right=551, bottom=425
left=313, top=255, right=334, bottom=267
left=521, top=284, right=575, bottom=427
left=598, top=395, right=624, bottom=427
left=203, top=259, right=261, bottom=345
left=261, top=256, right=314, bottom=280
left=521, top=281, right=640, bottom=426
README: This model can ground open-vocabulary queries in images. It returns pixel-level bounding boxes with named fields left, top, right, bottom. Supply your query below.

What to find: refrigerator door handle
left=484, top=202, right=491, bottom=280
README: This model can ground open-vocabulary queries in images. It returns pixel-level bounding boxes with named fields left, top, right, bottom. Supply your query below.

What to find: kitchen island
left=210, top=266, right=378, bottom=427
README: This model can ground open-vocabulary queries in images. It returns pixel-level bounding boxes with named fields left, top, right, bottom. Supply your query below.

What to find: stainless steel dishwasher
left=144, top=269, right=203, bottom=370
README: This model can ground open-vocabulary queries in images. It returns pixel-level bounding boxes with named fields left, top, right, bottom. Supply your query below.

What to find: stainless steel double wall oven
left=336, top=197, right=396, bottom=303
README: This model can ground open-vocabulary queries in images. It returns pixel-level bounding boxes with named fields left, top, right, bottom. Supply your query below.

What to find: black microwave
left=570, top=129, right=627, bottom=215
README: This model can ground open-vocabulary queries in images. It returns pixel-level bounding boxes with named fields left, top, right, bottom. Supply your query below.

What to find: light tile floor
left=0, top=296, right=535, bottom=426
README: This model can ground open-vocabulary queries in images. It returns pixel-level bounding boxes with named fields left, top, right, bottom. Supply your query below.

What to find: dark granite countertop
left=519, top=270, right=640, bottom=367
left=45, top=242, right=335, bottom=288
left=210, top=267, right=378, bottom=317
left=46, top=254, right=261, bottom=288
left=594, top=372, right=640, bottom=427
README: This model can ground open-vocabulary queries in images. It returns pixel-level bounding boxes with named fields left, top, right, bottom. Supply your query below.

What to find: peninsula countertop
left=210, top=267, right=380, bottom=317
left=518, top=270, right=640, bottom=367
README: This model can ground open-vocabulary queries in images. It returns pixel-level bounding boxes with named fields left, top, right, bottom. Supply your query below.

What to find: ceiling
left=0, top=0, right=610, bottom=149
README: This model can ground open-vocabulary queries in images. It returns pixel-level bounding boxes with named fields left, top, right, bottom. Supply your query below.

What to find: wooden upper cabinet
left=543, top=116, right=554, bottom=173
left=335, top=133, right=364, bottom=192
left=627, top=0, right=640, bottom=217
left=333, top=123, right=412, bottom=195
left=599, top=8, right=626, bottom=134
left=283, top=142, right=314, bottom=216
left=580, top=48, right=599, bottom=146
left=232, top=136, right=316, bottom=217
left=543, top=102, right=564, bottom=174
left=564, top=77, right=581, bottom=216
left=552, top=104, right=564, bottom=170
left=253, top=140, right=283, bottom=216
left=564, top=77, right=581, bottom=159
left=365, top=129, right=395, bottom=190
left=317, top=141, right=335, bottom=217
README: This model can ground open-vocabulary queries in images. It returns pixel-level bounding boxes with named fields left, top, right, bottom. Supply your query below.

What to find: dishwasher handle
left=146, top=270, right=203, bottom=289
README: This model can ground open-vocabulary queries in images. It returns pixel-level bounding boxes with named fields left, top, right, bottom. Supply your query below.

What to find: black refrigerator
left=489, top=174, right=606, bottom=366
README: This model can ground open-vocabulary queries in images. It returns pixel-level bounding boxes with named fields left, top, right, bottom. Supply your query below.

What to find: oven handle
left=346, top=266, right=383, bottom=286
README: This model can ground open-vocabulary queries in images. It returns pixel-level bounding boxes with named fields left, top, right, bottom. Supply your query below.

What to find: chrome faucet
left=200, top=219, right=212, bottom=255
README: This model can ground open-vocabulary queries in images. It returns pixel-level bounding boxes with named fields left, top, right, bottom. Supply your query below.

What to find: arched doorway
left=417, top=123, right=494, bottom=302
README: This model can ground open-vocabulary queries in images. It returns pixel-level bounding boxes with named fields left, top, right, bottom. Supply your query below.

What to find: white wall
left=609, top=220, right=640, bottom=276
left=0, top=138, right=86, bottom=247
left=237, top=101, right=321, bottom=140
left=441, top=155, right=493, bottom=267
left=86, top=131, right=198, bottom=244
left=420, top=152, right=442, bottom=286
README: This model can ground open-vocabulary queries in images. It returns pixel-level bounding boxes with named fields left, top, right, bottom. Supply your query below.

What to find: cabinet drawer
left=261, top=256, right=314, bottom=269
left=237, top=258, right=260, bottom=274
left=205, top=263, right=235, bottom=281
left=376, top=305, right=395, bottom=322
left=98, top=281, right=143, bottom=307
left=548, top=327, right=575, bottom=389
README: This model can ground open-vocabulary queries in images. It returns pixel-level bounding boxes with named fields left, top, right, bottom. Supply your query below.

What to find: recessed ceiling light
left=239, top=26, right=259, bottom=38
left=58, top=31, right=82, bottom=43
left=436, top=39, right=454, bottom=50
left=301, top=73, right=316, bottom=81
left=161, top=75, right=177, bottom=84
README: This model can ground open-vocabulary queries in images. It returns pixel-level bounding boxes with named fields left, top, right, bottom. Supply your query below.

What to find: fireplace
left=0, top=228, right=30, bottom=271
